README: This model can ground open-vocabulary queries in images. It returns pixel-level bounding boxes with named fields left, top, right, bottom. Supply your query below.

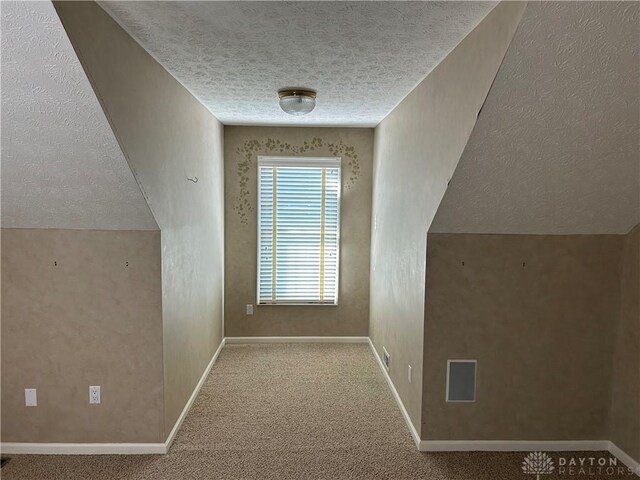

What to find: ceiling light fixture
left=278, top=89, right=317, bottom=116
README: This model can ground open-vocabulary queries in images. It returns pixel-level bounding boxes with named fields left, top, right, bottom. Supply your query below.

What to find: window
left=257, top=156, right=341, bottom=305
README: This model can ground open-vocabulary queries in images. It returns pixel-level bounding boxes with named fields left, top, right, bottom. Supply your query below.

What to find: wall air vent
left=446, top=360, right=476, bottom=402
left=383, top=347, right=390, bottom=372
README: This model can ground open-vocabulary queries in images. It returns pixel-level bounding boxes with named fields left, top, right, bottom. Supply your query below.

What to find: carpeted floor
left=2, top=344, right=635, bottom=479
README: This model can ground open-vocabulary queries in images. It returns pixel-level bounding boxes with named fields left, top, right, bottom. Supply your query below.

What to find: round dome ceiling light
left=278, top=89, right=317, bottom=116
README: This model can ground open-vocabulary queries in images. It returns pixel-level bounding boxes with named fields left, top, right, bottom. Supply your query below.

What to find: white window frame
left=256, top=156, right=341, bottom=306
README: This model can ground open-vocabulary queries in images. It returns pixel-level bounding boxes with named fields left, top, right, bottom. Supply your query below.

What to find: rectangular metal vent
left=446, top=360, right=476, bottom=402
left=383, top=347, right=390, bottom=371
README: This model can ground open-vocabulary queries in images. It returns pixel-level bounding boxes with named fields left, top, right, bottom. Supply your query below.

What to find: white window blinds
left=257, top=156, right=341, bottom=305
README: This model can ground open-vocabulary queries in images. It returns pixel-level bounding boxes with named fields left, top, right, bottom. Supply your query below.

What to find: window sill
left=257, top=302, right=339, bottom=307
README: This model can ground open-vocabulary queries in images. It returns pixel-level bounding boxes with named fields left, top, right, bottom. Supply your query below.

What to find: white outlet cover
left=246, top=304, right=254, bottom=315
left=89, top=385, right=101, bottom=404
left=25, top=388, right=37, bottom=407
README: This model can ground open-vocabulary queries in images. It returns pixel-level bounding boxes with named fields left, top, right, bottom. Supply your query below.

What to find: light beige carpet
left=2, top=344, right=634, bottom=479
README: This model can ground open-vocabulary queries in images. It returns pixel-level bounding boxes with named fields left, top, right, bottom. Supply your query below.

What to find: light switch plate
left=25, top=388, right=37, bottom=407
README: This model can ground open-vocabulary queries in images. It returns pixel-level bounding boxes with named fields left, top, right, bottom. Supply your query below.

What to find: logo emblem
left=522, top=452, right=555, bottom=479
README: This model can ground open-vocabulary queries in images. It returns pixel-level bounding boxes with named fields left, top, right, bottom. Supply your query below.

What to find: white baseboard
left=419, top=440, right=638, bottom=476
left=0, top=442, right=166, bottom=455
left=609, top=441, right=640, bottom=476
left=0, top=338, right=227, bottom=456
left=163, top=337, right=226, bottom=452
left=225, top=336, right=369, bottom=344
left=366, top=335, right=638, bottom=467
left=419, top=440, right=609, bottom=452
left=3, top=335, right=639, bottom=474
left=367, top=338, right=422, bottom=450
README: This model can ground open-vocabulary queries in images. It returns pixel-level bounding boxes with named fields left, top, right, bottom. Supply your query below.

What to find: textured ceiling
left=1, top=1, right=158, bottom=230
left=99, top=1, right=496, bottom=127
left=431, top=1, right=639, bottom=235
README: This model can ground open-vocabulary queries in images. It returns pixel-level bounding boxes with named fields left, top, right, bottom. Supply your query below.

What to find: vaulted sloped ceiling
left=1, top=1, right=157, bottom=230
left=431, top=1, right=639, bottom=235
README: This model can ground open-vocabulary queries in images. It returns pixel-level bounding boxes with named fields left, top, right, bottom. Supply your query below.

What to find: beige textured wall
left=610, top=224, right=640, bottom=461
left=224, top=127, right=372, bottom=337
left=1, top=229, right=163, bottom=443
left=423, top=233, right=623, bottom=441
left=369, top=1, right=526, bottom=433
left=55, top=1, right=225, bottom=437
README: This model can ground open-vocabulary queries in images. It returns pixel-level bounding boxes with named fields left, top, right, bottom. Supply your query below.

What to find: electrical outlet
left=408, top=365, right=412, bottom=383
left=25, top=388, right=37, bottom=407
left=89, top=386, right=101, bottom=405
left=383, top=347, right=390, bottom=372
left=246, top=304, right=254, bottom=316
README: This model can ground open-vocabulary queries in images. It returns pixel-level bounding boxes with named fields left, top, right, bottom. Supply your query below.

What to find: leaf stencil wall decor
left=232, top=137, right=361, bottom=224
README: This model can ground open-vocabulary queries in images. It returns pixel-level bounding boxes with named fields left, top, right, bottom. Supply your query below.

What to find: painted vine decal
left=233, top=137, right=361, bottom=224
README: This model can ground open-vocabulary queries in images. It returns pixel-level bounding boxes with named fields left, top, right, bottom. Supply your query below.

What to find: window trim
left=256, top=155, right=341, bottom=306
